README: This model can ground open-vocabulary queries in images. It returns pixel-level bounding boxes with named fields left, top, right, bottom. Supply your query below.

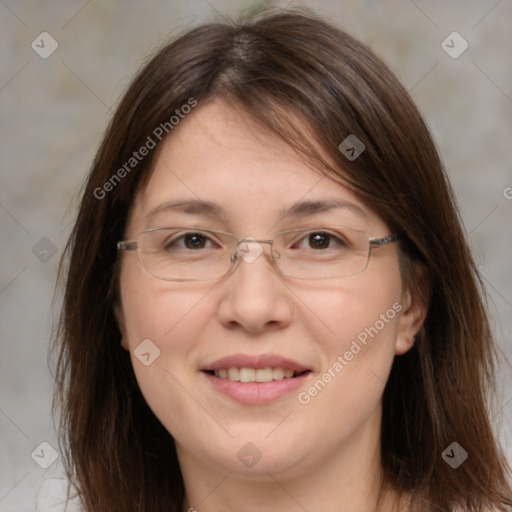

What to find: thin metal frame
left=117, top=226, right=401, bottom=281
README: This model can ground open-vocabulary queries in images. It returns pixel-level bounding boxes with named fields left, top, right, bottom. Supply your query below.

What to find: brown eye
left=308, top=232, right=331, bottom=249
left=293, top=231, right=348, bottom=251
left=183, top=233, right=208, bottom=249
left=163, top=232, right=216, bottom=251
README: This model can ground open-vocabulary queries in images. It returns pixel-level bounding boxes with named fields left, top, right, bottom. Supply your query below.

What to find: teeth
left=227, top=367, right=240, bottom=381
left=213, top=367, right=302, bottom=382
left=255, top=368, right=273, bottom=382
left=273, top=367, right=284, bottom=380
left=239, top=368, right=255, bottom=382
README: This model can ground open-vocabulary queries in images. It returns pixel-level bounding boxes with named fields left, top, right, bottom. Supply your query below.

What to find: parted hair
left=52, top=8, right=512, bottom=511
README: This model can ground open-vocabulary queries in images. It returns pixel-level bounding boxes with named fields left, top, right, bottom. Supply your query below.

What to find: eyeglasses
left=117, top=226, right=401, bottom=282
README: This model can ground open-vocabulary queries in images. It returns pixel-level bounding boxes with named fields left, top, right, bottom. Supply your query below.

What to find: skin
left=115, top=99, right=426, bottom=512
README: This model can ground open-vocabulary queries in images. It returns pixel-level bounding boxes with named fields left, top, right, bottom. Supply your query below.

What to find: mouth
left=200, top=354, right=313, bottom=404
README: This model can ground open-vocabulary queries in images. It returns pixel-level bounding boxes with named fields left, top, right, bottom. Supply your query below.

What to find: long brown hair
left=51, top=8, right=512, bottom=511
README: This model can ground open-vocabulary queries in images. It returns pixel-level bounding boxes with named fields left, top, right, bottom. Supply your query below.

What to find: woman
left=52, top=8, right=512, bottom=512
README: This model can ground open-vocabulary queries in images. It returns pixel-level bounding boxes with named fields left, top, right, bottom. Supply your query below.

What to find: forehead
left=128, top=100, right=382, bottom=233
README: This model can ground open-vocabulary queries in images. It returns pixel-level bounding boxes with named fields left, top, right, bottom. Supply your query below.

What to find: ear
left=395, top=264, right=429, bottom=355
left=114, top=301, right=130, bottom=351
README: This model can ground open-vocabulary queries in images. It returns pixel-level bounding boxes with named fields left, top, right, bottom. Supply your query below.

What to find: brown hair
left=51, top=8, right=512, bottom=511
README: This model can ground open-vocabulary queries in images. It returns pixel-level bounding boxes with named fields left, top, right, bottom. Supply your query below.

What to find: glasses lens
left=138, top=228, right=235, bottom=281
left=274, top=227, right=370, bottom=279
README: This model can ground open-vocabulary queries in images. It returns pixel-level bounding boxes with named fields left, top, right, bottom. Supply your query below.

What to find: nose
left=215, top=238, right=293, bottom=333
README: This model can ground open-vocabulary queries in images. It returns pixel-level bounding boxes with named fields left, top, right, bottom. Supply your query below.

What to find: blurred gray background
left=1, top=0, right=511, bottom=510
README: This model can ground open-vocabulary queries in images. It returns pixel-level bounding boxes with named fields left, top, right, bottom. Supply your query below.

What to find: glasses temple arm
left=369, top=233, right=401, bottom=247
left=117, top=241, right=138, bottom=251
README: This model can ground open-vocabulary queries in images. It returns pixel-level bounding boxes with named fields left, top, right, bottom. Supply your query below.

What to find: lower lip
left=202, top=371, right=312, bottom=404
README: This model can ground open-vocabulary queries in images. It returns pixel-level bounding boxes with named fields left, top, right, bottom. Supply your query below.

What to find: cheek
left=118, top=273, right=216, bottom=436
left=294, top=272, right=403, bottom=418
left=297, top=266, right=403, bottom=352
left=121, top=282, right=210, bottom=342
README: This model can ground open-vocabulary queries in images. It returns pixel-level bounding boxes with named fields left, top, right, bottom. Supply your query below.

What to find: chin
left=203, top=434, right=311, bottom=477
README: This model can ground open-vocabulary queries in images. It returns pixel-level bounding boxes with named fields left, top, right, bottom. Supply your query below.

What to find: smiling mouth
left=203, top=367, right=311, bottom=383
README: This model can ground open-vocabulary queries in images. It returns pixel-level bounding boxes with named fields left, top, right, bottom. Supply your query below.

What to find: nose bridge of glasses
left=232, top=237, right=276, bottom=266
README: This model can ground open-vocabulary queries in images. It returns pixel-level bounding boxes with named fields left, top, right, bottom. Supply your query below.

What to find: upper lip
left=201, top=354, right=311, bottom=372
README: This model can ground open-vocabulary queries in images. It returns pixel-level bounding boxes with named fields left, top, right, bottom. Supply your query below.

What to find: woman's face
left=116, top=99, right=422, bottom=479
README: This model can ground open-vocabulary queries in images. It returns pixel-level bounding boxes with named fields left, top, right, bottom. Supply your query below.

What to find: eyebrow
left=146, top=198, right=370, bottom=224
